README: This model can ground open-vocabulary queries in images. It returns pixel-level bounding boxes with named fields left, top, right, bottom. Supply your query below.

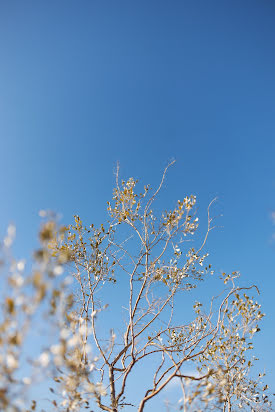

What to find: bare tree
left=0, top=164, right=272, bottom=411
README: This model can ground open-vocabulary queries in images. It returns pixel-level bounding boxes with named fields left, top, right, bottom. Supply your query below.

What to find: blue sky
left=0, top=0, right=275, bottom=408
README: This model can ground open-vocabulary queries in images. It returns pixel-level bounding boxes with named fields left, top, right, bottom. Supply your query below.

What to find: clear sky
left=0, top=0, right=275, bottom=408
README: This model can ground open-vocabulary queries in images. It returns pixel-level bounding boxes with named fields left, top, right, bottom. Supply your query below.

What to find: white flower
left=54, top=356, right=63, bottom=366
left=84, top=382, right=95, bottom=391
left=39, top=352, right=50, bottom=367
left=39, top=210, right=47, bottom=217
left=12, top=274, right=24, bottom=287
left=89, top=363, right=95, bottom=371
left=17, top=260, right=25, bottom=271
left=61, top=400, right=69, bottom=407
left=7, top=224, right=16, bottom=237
left=79, top=324, right=87, bottom=336
left=50, top=344, right=62, bottom=355
left=85, top=344, right=92, bottom=353
left=68, top=334, right=80, bottom=348
left=96, top=383, right=107, bottom=396
left=53, top=265, right=64, bottom=276
left=60, top=328, right=70, bottom=339
left=4, top=237, right=12, bottom=247
left=7, top=354, right=18, bottom=369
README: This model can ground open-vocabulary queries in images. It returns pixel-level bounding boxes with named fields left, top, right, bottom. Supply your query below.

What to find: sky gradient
left=0, top=0, right=275, bottom=408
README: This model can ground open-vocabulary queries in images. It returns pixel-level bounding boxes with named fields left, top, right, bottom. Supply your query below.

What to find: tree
left=0, top=164, right=272, bottom=411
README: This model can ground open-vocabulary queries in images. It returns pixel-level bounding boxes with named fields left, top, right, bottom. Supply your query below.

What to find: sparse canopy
left=0, top=164, right=272, bottom=411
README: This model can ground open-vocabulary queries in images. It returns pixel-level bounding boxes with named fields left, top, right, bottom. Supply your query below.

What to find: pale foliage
left=0, top=164, right=272, bottom=411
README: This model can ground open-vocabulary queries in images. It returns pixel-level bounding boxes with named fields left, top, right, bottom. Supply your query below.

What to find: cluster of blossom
left=0, top=218, right=105, bottom=411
